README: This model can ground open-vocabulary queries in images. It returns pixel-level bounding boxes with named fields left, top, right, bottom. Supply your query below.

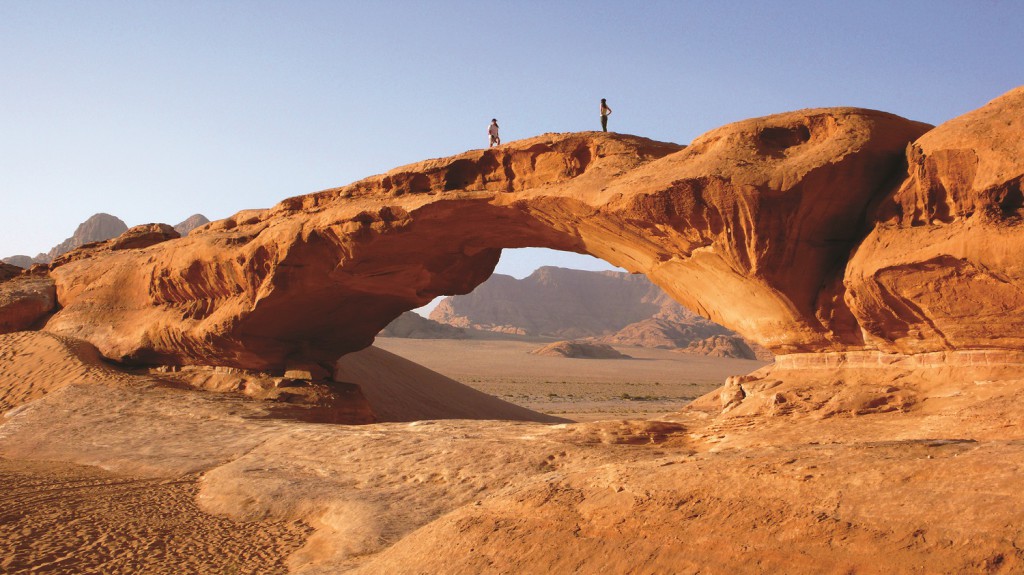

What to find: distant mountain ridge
left=173, top=214, right=210, bottom=237
left=430, top=267, right=689, bottom=338
left=3, top=213, right=209, bottom=268
left=45, top=213, right=128, bottom=262
left=426, top=266, right=771, bottom=359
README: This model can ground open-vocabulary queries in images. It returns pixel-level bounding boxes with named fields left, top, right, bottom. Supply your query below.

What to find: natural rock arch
left=29, top=87, right=1024, bottom=373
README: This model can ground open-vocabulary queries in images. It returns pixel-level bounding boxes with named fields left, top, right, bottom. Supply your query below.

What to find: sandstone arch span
left=30, top=88, right=1024, bottom=373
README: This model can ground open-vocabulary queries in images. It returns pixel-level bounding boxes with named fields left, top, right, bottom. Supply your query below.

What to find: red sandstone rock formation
left=844, top=87, right=1024, bottom=354
left=42, top=133, right=684, bottom=368
left=18, top=89, right=1024, bottom=373
left=0, top=276, right=56, bottom=334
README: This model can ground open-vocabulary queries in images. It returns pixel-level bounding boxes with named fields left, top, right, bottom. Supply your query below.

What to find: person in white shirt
left=600, top=99, right=612, bottom=132
left=488, top=119, right=500, bottom=147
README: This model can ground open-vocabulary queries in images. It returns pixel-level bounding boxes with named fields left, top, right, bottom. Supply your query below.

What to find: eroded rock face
left=36, top=90, right=1024, bottom=371
left=44, top=133, right=685, bottom=368
left=844, top=87, right=1024, bottom=354
left=0, top=276, right=57, bottom=333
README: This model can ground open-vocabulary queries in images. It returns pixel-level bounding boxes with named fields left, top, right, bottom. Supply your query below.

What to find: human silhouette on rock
left=600, top=99, right=612, bottom=132
left=488, top=119, right=500, bottom=147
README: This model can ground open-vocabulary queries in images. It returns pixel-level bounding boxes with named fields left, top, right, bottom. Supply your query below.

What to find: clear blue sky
left=2, top=1, right=1022, bottom=278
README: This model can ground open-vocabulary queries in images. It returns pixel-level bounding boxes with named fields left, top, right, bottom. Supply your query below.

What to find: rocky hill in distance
left=172, top=214, right=210, bottom=237
left=379, top=310, right=469, bottom=340
left=3, top=213, right=127, bottom=267
left=420, top=266, right=771, bottom=360
left=3, top=213, right=209, bottom=268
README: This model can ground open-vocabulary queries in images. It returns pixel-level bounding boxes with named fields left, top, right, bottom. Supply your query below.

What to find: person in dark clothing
left=600, top=98, right=612, bottom=132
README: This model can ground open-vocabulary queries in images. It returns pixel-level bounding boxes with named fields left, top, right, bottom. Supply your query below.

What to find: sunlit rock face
left=32, top=87, right=1024, bottom=371
left=0, top=275, right=56, bottom=333
left=844, top=87, right=1024, bottom=354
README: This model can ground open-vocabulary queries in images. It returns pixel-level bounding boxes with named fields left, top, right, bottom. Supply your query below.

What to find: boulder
left=0, top=277, right=57, bottom=334
left=0, top=262, right=22, bottom=282
left=110, top=223, right=180, bottom=251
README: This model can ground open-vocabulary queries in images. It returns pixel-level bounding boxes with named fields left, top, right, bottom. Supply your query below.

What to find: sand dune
left=0, top=331, right=137, bottom=413
left=335, top=345, right=566, bottom=423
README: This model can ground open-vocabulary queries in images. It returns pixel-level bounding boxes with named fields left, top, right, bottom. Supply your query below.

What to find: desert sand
left=375, top=337, right=765, bottom=421
left=0, top=458, right=310, bottom=574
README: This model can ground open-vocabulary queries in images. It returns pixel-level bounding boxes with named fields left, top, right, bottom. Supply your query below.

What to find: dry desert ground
left=374, top=337, right=767, bottom=421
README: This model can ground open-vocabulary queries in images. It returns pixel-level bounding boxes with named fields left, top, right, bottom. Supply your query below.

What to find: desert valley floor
left=375, top=337, right=766, bottom=421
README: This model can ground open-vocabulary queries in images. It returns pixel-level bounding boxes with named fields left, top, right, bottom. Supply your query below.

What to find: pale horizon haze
left=2, top=1, right=1022, bottom=279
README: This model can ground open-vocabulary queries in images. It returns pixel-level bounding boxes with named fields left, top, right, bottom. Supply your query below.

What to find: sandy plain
left=374, top=337, right=767, bottom=421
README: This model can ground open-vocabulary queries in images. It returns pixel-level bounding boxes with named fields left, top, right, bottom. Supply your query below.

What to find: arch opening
left=371, top=247, right=771, bottom=422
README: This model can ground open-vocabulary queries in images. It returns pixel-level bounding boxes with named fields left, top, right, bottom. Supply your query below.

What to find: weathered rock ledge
left=771, top=349, right=1024, bottom=370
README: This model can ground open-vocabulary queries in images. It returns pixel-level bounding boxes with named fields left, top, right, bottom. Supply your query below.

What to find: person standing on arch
left=600, top=98, right=612, bottom=132
left=488, top=118, right=500, bottom=147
